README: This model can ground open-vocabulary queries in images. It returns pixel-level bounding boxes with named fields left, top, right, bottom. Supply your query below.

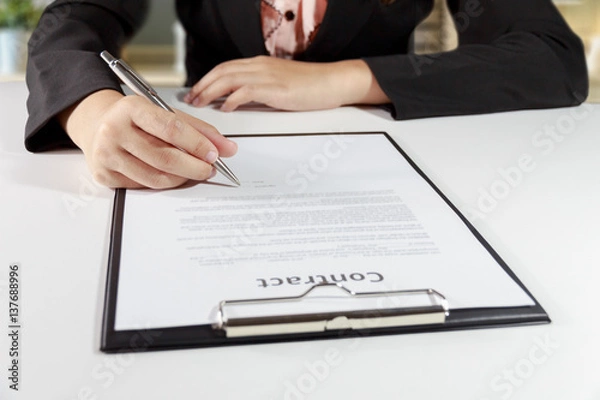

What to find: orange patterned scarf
left=261, top=0, right=328, bottom=59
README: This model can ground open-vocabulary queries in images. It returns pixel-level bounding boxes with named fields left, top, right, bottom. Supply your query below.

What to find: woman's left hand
left=183, top=56, right=389, bottom=112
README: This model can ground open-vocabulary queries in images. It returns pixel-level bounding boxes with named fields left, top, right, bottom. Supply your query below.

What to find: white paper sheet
left=114, top=133, right=534, bottom=330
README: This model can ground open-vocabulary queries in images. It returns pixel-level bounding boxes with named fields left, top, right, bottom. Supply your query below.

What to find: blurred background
left=1, top=0, right=599, bottom=101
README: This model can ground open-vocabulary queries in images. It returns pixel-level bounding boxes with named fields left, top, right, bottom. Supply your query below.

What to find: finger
left=220, top=84, right=283, bottom=112
left=122, top=126, right=216, bottom=182
left=112, top=148, right=190, bottom=190
left=176, top=111, right=238, bottom=157
left=184, top=58, right=259, bottom=103
left=90, top=146, right=183, bottom=189
left=184, top=70, right=223, bottom=103
left=192, top=72, right=259, bottom=108
left=92, top=169, right=146, bottom=189
left=128, top=101, right=219, bottom=163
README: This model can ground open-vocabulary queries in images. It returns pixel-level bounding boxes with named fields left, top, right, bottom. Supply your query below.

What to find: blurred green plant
left=0, top=0, right=43, bottom=30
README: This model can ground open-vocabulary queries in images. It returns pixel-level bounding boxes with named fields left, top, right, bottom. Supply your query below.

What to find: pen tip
left=212, top=157, right=240, bottom=187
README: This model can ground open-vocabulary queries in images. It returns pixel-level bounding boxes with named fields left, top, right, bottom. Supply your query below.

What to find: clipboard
left=100, top=132, right=549, bottom=353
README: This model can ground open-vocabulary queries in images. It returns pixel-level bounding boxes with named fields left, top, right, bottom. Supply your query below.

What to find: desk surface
left=1, top=82, right=599, bottom=400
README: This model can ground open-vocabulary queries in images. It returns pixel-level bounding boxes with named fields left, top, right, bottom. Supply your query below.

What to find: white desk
left=1, top=81, right=599, bottom=400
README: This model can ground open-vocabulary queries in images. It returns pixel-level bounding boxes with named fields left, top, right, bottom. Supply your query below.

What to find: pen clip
left=100, top=50, right=163, bottom=102
left=116, top=58, right=156, bottom=95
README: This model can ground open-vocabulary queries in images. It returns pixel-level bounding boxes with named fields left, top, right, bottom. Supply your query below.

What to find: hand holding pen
left=56, top=52, right=239, bottom=189
left=101, top=51, right=240, bottom=186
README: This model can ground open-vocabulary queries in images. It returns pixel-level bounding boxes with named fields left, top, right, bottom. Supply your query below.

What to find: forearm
left=365, top=29, right=587, bottom=120
left=362, top=0, right=588, bottom=120
left=25, top=0, right=148, bottom=152
left=332, top=60, right=391, bottom=106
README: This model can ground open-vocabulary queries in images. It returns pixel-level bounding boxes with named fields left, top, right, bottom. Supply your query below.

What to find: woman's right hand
left=58, top=89, right=238, bottom=189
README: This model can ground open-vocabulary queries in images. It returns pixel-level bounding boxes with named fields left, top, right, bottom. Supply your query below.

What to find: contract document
left=102, top=133, right=547, bottom=351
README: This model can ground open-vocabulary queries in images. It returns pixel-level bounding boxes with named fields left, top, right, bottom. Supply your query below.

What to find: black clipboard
left=100, top=132, right=549, bottom=353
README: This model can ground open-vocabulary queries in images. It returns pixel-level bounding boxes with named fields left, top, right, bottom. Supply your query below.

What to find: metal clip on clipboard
left=215, top=283, right=449, bottom=338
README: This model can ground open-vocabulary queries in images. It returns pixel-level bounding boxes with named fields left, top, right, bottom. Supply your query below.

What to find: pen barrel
left=147, top=93, right=175, bottom=113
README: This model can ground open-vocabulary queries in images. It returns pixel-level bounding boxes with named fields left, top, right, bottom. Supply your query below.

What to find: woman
left=25, top=0, right=588, bottom=189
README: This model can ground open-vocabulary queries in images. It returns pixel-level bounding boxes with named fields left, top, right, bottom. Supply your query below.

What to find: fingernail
left=206, top=150, right=218, bottom=164
left=228, top=139, right=238, bottom=151
left=183, top=93, right=191, bottom=103
left=193, top=98, right=202, bottom=107
left=209, top=168, right=217, bottom=179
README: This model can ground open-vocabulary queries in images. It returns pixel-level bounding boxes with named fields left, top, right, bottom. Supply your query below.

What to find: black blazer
left=25, top=0, right=589, bottom=152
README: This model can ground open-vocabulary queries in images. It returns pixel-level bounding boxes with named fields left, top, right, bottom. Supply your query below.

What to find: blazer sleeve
left=24, top=0, right=148, bottom=152
left=363, top=0, right=589, bottom=120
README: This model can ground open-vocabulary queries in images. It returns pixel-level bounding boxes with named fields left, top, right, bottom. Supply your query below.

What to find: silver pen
left=100, top=50, right=240, bottom=187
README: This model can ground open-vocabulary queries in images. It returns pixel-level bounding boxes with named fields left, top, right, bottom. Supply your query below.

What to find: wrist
left=58, top=89, right=124, bottom=151
left=331, top=60, right=390, bottom=106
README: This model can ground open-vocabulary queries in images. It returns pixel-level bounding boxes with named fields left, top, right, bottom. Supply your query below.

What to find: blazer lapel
left=216, top=0, right=268, bottom=57
left=304, top=0, right=375, bottom=59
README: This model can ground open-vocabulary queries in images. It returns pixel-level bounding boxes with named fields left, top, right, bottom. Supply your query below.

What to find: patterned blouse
left=261, top=0, right=328, bottom=59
